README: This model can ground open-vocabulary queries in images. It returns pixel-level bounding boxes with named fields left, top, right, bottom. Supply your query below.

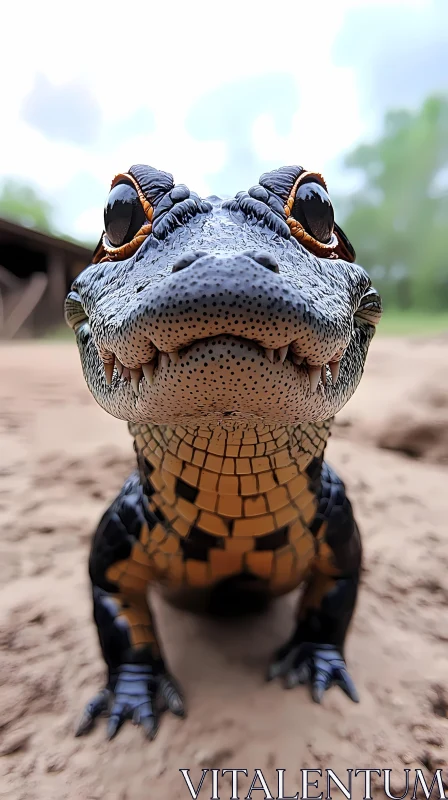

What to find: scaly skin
left=66, top=163, right=382, bottom=740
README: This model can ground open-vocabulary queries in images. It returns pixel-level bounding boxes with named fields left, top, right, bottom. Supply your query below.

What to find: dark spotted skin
left=67, top=164, right=381, bottom=740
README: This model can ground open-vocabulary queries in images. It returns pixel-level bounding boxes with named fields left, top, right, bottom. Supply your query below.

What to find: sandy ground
left=0, top=336, right=448, bottom=800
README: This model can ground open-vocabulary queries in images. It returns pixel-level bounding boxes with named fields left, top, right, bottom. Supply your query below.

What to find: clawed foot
left=267, top=641, right=359, bottom=704
left=75, top=664, right=185, bottom=740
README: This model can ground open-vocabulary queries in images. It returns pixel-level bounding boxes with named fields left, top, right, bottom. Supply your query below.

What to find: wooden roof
left=0, top=216, right=93, bottom=261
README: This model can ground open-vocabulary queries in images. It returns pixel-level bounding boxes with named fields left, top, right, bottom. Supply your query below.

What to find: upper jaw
left=75, top=252, right=358, bottom=372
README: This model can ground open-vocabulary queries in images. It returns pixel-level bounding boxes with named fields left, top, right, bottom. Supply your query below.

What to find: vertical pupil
left=105, top=183, right=145, bottom=247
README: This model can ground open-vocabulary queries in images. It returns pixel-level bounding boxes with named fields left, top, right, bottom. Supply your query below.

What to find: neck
left=129, top=419, right=331, bottom=542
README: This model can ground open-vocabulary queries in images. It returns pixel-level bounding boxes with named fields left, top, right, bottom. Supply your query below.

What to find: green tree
left=0, top=178, right=54, bottom=233
left=341, top=95, right=448, bottom=310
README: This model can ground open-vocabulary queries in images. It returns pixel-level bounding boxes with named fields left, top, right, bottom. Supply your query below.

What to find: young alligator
left=65, top=163, right=382, bottom=740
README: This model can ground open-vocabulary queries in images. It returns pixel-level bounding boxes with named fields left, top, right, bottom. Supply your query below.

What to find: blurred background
left=0, top=0, right=447, bottom=337
left=1, top=2, right=448, bottom=799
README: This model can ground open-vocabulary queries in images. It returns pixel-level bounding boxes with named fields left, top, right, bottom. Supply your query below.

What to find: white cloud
left=0, top=0, right=441, bottom=239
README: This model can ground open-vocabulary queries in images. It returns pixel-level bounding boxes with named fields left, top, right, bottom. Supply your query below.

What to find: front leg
left=268, top=463, right=362, bottom=704
left=76, top=474, right=184, bottom=740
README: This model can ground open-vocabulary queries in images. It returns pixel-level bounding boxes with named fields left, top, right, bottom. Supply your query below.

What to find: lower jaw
left=86, top=336, right=343, bottom=428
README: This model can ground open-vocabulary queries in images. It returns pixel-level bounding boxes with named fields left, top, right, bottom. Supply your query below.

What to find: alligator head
left=65, top=164, right=382, bottom=429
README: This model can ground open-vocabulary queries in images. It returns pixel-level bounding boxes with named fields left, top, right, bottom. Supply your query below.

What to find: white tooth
left=169, top=350, right=179, bottom=365
left=103, top=357, right=115, bottom=385
left=160, top=353, right=170, bottom=370
left=265, top=349, right=275, bottom=363
left=277, top=345, right=289, bottom=364
left=130, top=368, right=142, bottom=396
left=292, top=354, right=304, bottom=366
left=115, top=359, right=123, bottom=376
left=142, top=361, right=155, bottom=385
left=307, top=366, right=321, bottom=393
left=321, top=366, right=327, bottom=386
left=330, top=361, right=340, bottom=384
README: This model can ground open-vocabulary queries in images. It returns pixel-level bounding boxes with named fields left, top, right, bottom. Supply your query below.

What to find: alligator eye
left=291, top=181, right=334, bottom=244
left=104, top=182, right=146, bottom=247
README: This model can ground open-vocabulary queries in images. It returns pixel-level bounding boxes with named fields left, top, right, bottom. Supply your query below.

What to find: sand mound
left=376, top=413, right=448, bottom=463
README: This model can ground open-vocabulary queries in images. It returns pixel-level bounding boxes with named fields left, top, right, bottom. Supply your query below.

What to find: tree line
left=339, top=95, right=448, bottom=311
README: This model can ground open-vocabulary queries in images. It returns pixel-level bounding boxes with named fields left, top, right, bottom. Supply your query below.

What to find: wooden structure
left=0, top=217, right=92, bottom=338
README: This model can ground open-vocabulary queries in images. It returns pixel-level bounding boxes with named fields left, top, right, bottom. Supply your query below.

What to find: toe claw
left=284, top=669, right=303, bottom=690
left=158, top=675, right=185, bottom=717
left=338, top=670, right=360, bottom=703
left=268, top=641, right=359, bottom=704
left=75, top=688, right=111, bottom=737
left=75, top=713, right=95, bottom=737
left=142, top=715, right=159, bottom=740
left=296, top=662, right=312, bottom=685
left=311, top=683, right=326, bottom=704
left=170, top=695, right=185, bottom=717
left=266, top=662, right=283, bottom=682
left=267, top=642, right=301, bottom=682
left=106, top=715, right=122, bottom=740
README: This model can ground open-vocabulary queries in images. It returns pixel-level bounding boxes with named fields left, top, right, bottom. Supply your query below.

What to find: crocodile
left=65, top=163, right=382, bottom=740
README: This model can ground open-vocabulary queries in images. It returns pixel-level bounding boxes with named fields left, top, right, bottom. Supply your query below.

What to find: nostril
left=243, top=250, right=280, bottom=273
left=172, top=250, right=208, bottom=273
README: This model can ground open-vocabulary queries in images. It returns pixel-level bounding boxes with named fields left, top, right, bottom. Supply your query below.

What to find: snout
left=69, top=246, right=373, bottom=426
left=88, top=251, right=354, bottom=372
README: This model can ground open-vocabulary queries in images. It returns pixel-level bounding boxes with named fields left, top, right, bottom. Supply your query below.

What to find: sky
left=0, top=0, right=446, bottom=242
